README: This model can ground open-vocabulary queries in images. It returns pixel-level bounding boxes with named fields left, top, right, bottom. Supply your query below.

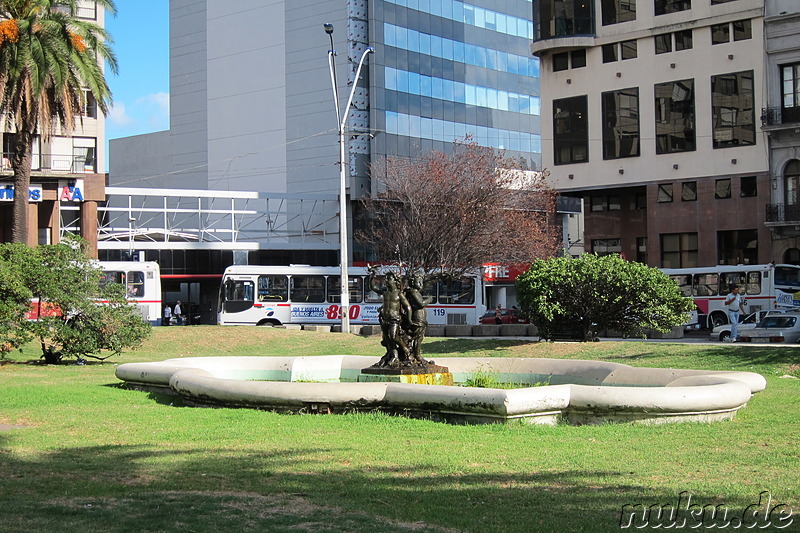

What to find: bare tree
left=357, top=139, right=561, bottom=276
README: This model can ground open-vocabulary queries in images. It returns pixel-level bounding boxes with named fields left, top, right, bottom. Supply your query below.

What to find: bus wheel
left=256, top=320, right=280, bottom=327
left=709, top=312, right=728, bottom=328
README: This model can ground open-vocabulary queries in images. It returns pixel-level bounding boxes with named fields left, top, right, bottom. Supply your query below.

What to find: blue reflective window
left=385, top=0, right=534, bottom=39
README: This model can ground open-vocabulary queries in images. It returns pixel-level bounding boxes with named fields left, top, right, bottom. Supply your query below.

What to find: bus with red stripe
left=662, top=263, right=800, bottom=329
left=217, top=265, right=484, bottom=327
left=97, top=261, right=162, bottom=325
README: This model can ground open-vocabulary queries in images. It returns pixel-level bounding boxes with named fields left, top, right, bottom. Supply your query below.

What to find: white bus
left=217, top=265, right=485, bottom=327
left=662, top=263, right=800, bottom=328
left=97, top=261, right=162, bottom=325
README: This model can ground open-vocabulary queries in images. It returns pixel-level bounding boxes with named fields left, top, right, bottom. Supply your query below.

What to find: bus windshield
left=774, top=266, right=800, bottom=292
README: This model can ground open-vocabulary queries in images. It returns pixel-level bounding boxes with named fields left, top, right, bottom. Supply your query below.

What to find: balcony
left=766, top=203, right=800, bottom=224
left=1, top=152, right=96, bottom=175
left=761, top=106, right=800, bottom=130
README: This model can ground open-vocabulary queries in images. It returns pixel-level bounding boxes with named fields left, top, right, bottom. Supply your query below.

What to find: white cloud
left=136, top=92, right=170, bottom=128
left=107, top=102, right=133, bottom=126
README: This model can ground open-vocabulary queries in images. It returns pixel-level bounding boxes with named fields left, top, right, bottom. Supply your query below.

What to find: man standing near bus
left=724, top=285, right=746, bottom=341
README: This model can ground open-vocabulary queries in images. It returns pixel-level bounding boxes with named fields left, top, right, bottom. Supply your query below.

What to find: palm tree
left=0, top=0, right=117, bottom=243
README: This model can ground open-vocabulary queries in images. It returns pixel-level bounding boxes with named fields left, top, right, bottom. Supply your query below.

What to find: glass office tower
left=369, top=0, right=542, bottom=173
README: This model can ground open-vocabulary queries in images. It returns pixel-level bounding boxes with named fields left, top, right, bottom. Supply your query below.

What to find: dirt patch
left=0, top=423, right=29, bottom=431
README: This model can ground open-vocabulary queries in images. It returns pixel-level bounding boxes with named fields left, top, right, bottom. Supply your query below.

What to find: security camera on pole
left=324, top=23, right=374, bottom=334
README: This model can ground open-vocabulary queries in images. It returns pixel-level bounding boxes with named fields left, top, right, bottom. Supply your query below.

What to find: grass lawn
left=1, top=326, right=798, bottom=532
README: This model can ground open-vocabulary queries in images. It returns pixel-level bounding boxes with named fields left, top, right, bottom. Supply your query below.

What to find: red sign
left=482, top=263, right=529, bottom=283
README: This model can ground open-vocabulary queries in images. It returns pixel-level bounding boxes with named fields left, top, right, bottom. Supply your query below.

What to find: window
left=712, top=71, right=755, bottom=148
left=675, top=30, right=693, bottom=51
left=733, top=19, right=751, bottom=41
left=715, top=178, right=732, bottom=199
left=661, top=232, right=698, bottom=268
left=553, top=50, right=586, bottom=71
left=327, top=276, right=364, bottom=303
left=621, top=40, right=637, bottom=60
left=781, top=63, right=800, bottom=123
left=553, top=53, right=569, bottom=72
left=80, top=89, right=97, bottom=118
left=711, top=23, right=730, bottom=45
left=655, top=31, right=692, bottom=54
left=740, top=176, right=757, bottom=197
left=602, top=87, right=640, bottom=159
left=290, top=276, right=325, bottom=303
left=608, top=195, right=622, bottom=210
left=438, top=277, right=475, bottom=304
left=654, top=0, right=691, bottom=16
left=711, top=0, right=737, bottom=3
left=601, top=0, right=636, bottom=26
left=682, top=181, right=697, bottom=201
left=591, top=196, right=605, bottom=211
left=712, top=20, right=751, bottom=45
left=257, top=275, right=288, bottom=302
left=718, top=229, right=758, bottom=265
left=571, top=49, right=587, bottom=68
left=636, top=237, right=647, bottom=263
left=658, top=183, right=674, bottom=203
left=670, top=274, right=693, bottom=296
left=592, top=238, right=622, bottom=256
left=693, top=273, right=718, bottom=296
left=786, top=160, right=800, bottom=207
left=603, top=41, right=637, bottom=63
left=603, top=44, right=618, bottom=63
left=553, top=96, right=589, bottom=165
left=746, top=271, right=762, bottom=295
left=655, top=34, right=672, bottom=55
left=71, top=137, right=97, bottom=172
left=655, top=79, right=696, bottom=154
left=534, top=0, right=595, bottom=40
left=636, top=191, right=647, bottom=209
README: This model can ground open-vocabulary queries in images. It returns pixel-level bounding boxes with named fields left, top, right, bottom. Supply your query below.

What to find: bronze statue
left=367, top=266, right=432, bottom=368
left=403, top=271, right=432, bottom=364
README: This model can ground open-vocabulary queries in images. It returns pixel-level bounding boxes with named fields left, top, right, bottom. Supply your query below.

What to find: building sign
left=59, top=179, right=84, bottom=202
left=482, top=263, right=529, bottom=283
left=0, top=183, right=43, bottom=202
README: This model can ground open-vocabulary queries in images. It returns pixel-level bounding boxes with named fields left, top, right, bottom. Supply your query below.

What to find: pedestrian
left=175, top=301, right=184, bottom=326
left=163, top=303, right=172, bottom=326
left=494, top=304, right=503, bottom=325
left=724, top=285, right=746, bottom=341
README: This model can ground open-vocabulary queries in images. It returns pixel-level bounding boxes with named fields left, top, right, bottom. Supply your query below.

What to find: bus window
left=670, top=274, right=692, bottom=297
left=127, top=271, right=145, bottom=297
left=290, top=275, right=325, bottom=303
left=720, top=272, right=746, bottom=294
left=100, top=270, right=124, bottom=289
left=775, top=266, right=800, bottom=291
left=693, top=273, right=718, bottom=296
left=223, top=279, right=254, bottom=314
left=438, top=277, right=475, bottom=304
left=258, top=275, right=288, bottom=302
left=365, top=275, right=384, bottom=303
left=745, top=272, right=761, bottom=295
left=327, top=276, right=364, bottom=303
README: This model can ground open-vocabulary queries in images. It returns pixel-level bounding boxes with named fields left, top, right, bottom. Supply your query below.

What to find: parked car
left=738, top=313, right=800, bottom=343
left=709, top=309, right=787, bottom=342
left=479, top=308, right=529, bottom=325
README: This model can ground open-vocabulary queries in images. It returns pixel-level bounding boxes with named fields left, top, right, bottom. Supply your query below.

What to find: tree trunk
left=10, top=131, right=34, bottom=244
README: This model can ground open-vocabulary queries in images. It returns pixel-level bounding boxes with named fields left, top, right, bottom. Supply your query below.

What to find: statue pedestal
left=359, top=364, right=453, bottom=386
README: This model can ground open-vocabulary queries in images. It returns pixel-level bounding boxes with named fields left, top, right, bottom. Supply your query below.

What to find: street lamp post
left=325, top=23, right=374, bottom=334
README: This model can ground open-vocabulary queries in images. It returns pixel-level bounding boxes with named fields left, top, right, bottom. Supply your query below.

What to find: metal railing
left=761, top=107, right=800, bottom=127
left=1, top=152, right=96, bottom=174
left=766, top=203, right=800, bottom=223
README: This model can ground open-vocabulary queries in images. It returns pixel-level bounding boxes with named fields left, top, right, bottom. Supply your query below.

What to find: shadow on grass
left=0, top=441, right=654, bottom=533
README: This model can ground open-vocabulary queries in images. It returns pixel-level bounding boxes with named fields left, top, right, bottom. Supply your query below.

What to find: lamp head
left=323, top=23, right=334, bottom=35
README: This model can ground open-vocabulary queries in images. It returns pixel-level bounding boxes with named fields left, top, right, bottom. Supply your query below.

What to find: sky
left=104, top=0, right=170, bottom=144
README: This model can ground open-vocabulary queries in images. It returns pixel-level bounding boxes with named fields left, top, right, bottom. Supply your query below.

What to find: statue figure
left=403, top=271, right=432, bottom=365
left=368, top=267, right=410, bottom=367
